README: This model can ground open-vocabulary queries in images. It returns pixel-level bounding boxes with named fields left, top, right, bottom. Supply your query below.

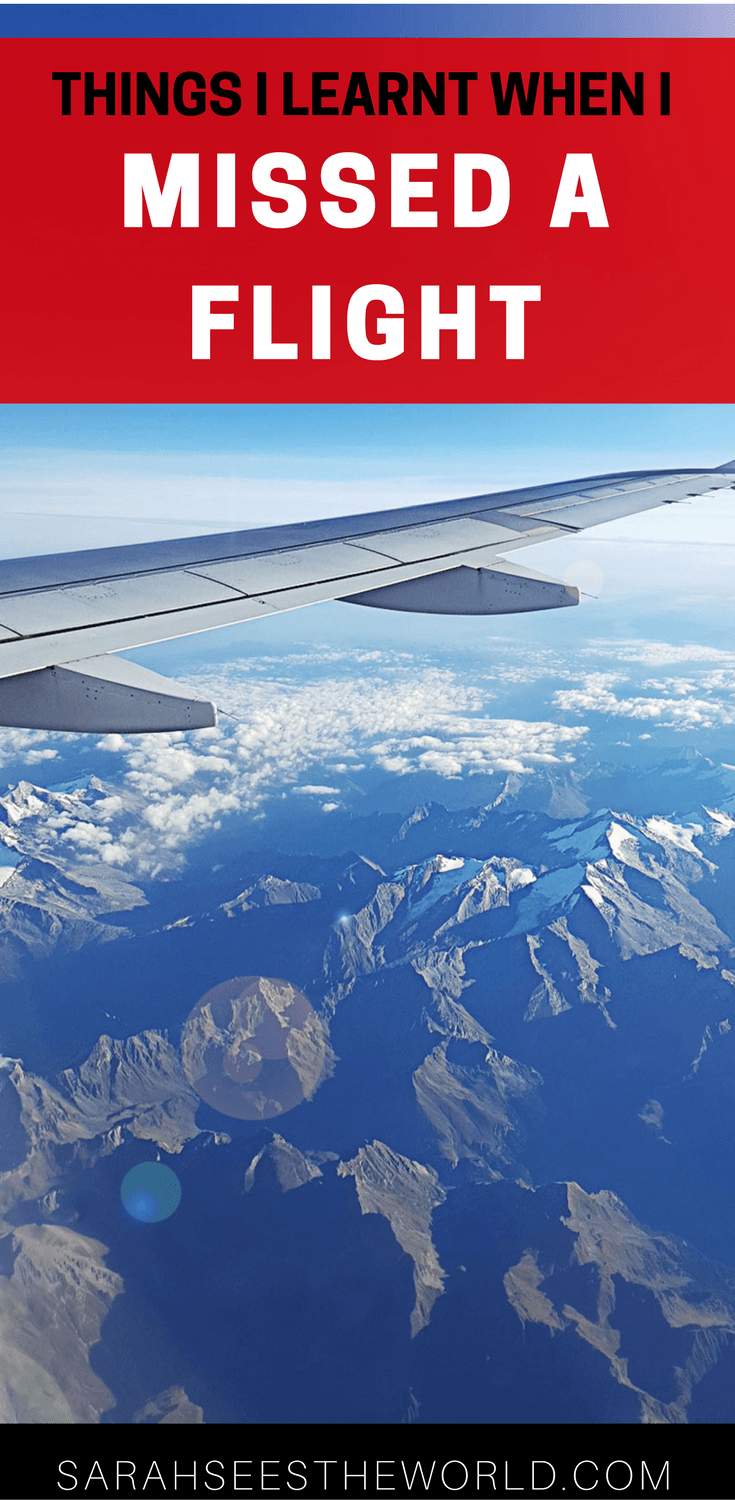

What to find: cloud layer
left=1, top=631, right=734, bottom=880
left=0, top=652, right=589, bottom=877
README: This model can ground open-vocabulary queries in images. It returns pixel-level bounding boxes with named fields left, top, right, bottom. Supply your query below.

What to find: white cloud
left=142, top=786, right=241, bottom=840
left=0, top=728, right=69, bottom=770
left=555, top=674, right=735, bottom=731
left=415, top=751, right=465, bottom=777
left=60, top=822, right=114, bottom=852
left=292, top=785, right=342, bottom=796
left=701, top=670, right=735, bottom=692
left=582, top=640, right=735, bottom=667
left=97, top=734, right=127, bottom=754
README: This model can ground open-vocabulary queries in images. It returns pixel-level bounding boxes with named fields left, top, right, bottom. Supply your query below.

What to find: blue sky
left=3, top=401, right=733, bottom=466
left=1, top=403, right=733, bottom=549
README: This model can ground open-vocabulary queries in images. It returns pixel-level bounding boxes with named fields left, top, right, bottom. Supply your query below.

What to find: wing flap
left=0, top=655, right=216, bottom=733
left=342, top=561, right=580, bottom=615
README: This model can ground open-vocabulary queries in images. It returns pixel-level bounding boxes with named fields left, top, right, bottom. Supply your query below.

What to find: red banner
left=3, top=36, right=732, bottom=401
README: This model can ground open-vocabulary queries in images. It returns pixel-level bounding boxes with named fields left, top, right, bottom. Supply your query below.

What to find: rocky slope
left=2, top=752, right=735, bottom=1421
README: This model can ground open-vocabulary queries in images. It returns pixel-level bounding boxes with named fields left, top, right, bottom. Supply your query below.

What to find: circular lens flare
left=121, top=1162, right=182, bottom=1223
left=181, top=975, right=332, bottom=1121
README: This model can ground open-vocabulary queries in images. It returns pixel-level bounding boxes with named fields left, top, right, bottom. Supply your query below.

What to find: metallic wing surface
left=0, top=459, right=732, bottom=733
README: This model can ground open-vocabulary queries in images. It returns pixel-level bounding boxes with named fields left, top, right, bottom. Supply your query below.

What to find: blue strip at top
left=2, top=4, right=734, bottom=39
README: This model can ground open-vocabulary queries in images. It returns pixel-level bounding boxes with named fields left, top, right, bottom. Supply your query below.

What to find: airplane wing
left=0, top=458, right=732, bottom=734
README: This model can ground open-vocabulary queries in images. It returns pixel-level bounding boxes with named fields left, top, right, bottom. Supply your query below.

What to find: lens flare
left=181, top=975, right=332, bottom=1121
left=121, top=1161, right=182, bottom=1223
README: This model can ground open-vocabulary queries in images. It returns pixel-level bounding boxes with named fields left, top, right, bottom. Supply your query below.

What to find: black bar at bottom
left=11, top=1421, right=719, bottom=1500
